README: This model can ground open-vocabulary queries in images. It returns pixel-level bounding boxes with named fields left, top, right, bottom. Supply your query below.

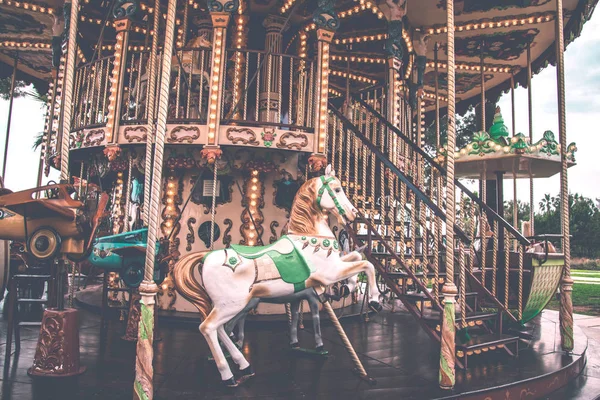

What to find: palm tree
left=539, top=194, right=553, bottom=215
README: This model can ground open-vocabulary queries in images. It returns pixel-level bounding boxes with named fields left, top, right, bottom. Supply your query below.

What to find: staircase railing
left=328, top=97, right=529, bottom=325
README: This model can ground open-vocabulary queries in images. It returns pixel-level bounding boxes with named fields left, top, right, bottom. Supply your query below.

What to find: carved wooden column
left=106, top=2, right=136, bottom=145
left=439, top=0, right=458, bottom=390
left=206, top=1, right=238, bottom=147
left=309, top=0, right=338, bottom=172
left=259, top=15, right=286, bottom=123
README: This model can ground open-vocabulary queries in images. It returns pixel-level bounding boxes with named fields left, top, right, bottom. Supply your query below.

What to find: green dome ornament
left=511, top=133, right=529, bottom=154
left=488, top=106, right=510, bottom=142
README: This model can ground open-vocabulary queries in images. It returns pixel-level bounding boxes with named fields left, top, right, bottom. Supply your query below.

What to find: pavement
left=546, top=312, right=600, bottom=399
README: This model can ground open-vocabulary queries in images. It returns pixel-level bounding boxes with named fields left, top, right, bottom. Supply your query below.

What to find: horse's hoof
left=369, top=301, right=382, bottom=313
left=239, top=365, right=255, bottom=378
left=340, top=285, right=350, bottom=298
left=290, top=342, right=300, bottom=348
left=223, top=377, right=239, bottom=387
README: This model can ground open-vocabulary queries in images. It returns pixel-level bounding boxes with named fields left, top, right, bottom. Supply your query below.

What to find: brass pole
left=440, top=0, right=458, bottom=390
left=60, top=0, right=80, bottom=181
left=511, top=74, right=517, bottom=250
left=555, top=0, right=573, bottom=353
left=143, top=0, right=161, bottom=225
left=2, top=56, right=18, bottom=179
left=480, top=41, right=486, bottom=131
left=134, top=0, right=178, bottom=398
left=527, top=43, right=535, bottom=234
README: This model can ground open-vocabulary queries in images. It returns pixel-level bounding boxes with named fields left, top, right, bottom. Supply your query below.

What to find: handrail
left=75, top=54, right=115, bottom=71
left=346, top=218, right=442, bottom=313
left=351, top=94, right=530, bottom=246
left=329, top=102, right=471, bottom=245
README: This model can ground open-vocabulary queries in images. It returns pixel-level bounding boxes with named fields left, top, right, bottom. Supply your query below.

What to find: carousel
left=0, top=0, right=594, bottom=398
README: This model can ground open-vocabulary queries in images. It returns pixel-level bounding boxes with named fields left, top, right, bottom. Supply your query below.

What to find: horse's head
left=316, top=165, right=358, bottom=224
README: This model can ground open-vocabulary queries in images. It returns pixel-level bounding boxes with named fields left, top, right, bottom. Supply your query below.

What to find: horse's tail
left=173, top=251, right=212, bottom=320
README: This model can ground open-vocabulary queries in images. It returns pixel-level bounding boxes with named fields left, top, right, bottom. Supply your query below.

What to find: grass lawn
left=547, top=282, right=600, bottom=315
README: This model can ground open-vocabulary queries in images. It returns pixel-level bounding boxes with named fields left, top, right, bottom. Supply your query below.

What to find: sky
left=1, top=10, right=600, bottom=212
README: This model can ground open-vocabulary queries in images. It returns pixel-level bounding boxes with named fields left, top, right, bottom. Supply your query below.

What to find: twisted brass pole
left=527, top=44, right=535, bottom=235
left=143, top=0, right=161, bottom=225
left=59, top=0, right=80, bottom=181
left=555, top=0, right=573, bottom=352
left=440, top=0, right=457, bottom=390
left=134, top=0, right=178, bottom=398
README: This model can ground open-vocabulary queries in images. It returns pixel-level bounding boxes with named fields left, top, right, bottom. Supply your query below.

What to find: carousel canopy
left=0, top=0, right=596, bottom=113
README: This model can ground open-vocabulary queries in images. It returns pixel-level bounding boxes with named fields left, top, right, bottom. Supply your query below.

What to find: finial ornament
left=113, top=0, right=138, bottom=19
left=313, top=0, right=340, bottom=31
left=489, top=107, right=510, bottom=140
left=207, top=0, right=240, bottom=13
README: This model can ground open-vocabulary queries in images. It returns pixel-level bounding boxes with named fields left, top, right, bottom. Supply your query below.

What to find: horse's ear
left=325, top=164, right=334, bottom=177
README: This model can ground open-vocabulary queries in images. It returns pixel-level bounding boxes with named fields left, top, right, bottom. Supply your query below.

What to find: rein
left=316, top=176, right=346, bottom=217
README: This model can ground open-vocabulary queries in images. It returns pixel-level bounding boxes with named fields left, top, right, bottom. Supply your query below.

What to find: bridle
left=316, top=176, right=346, bottom=217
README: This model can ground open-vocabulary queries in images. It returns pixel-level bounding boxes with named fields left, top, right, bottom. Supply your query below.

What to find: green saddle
left=231, top=236, right=312, bottom=292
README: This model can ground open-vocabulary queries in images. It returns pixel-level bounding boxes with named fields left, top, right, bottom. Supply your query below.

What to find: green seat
left=231, top=236, right=312, bottom=292
left=231, top=236, right=294, bottom=259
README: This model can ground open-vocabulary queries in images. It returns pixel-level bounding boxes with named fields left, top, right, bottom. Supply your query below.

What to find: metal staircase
left=327, top=93, right=534, bottom=368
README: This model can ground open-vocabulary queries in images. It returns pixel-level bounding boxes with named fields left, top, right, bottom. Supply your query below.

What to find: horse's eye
left=335, top=188, right=341, bottom=193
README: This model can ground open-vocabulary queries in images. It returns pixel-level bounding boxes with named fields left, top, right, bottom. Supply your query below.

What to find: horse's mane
left=288, top=178, right=323, bottom=235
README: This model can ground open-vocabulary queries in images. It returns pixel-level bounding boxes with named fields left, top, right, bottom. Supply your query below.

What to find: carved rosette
left=308, top=153, right=327, bottom=172
left=240, top=170, right=265, bottom=246
left=104, top=144, right=122, bottom=162
left=200, top=146, right=223, bottom=165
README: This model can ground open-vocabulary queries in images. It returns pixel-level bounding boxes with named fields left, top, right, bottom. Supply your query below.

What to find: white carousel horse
left=174, top=165, right=381, bottom=387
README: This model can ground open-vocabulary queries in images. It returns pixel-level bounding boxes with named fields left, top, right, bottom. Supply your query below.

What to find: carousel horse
left=174, top=165, right=381, bottom=387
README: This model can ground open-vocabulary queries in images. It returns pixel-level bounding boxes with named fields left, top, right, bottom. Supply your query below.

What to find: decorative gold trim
left=277, top=131, right=308, bottom=150
left=269, top=221, right=279, bottom=244
left=84, top=129, right=106, bottom=147
left=124, top=126, right=148, bottom=143
left=186, top=217, right=196, bottom=251
left=226, top=127, right=260, bottom=146
left=167, top=126, right=200, bottom=143
left=223, top=218, right=233, bottom=247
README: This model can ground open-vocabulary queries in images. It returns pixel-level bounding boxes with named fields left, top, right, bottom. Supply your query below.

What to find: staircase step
left=13, top=275, right=52, bottom=280
left=421, top=310, right=498, bottom=323
left=17, top=321, right=42, bottom=327
left=371, top=252, right=434, bottom=259
left=401, top=291, right=478, bottom=302
left=385, top=271, right=447, bottom=279
left=457, top=333, right=519, bottom=351
left=356, top=235, right=423, bottom=241
left=17, top=298, right=48, bottom=304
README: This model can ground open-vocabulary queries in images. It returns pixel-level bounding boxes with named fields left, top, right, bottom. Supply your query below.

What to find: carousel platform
left=73, top=284, right=372, bottom=323
left=0, top=303, right=596, bottom=399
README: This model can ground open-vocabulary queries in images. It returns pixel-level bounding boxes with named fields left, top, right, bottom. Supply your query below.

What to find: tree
left=535, top=193, right=600, bottom=258
left=539, top=194, right=553, bottom=215
left=0, top=77, right=47, bottom=103
left=424, top=105, right=478, bottom=155
left=504, top=200, right=530, bottom=222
